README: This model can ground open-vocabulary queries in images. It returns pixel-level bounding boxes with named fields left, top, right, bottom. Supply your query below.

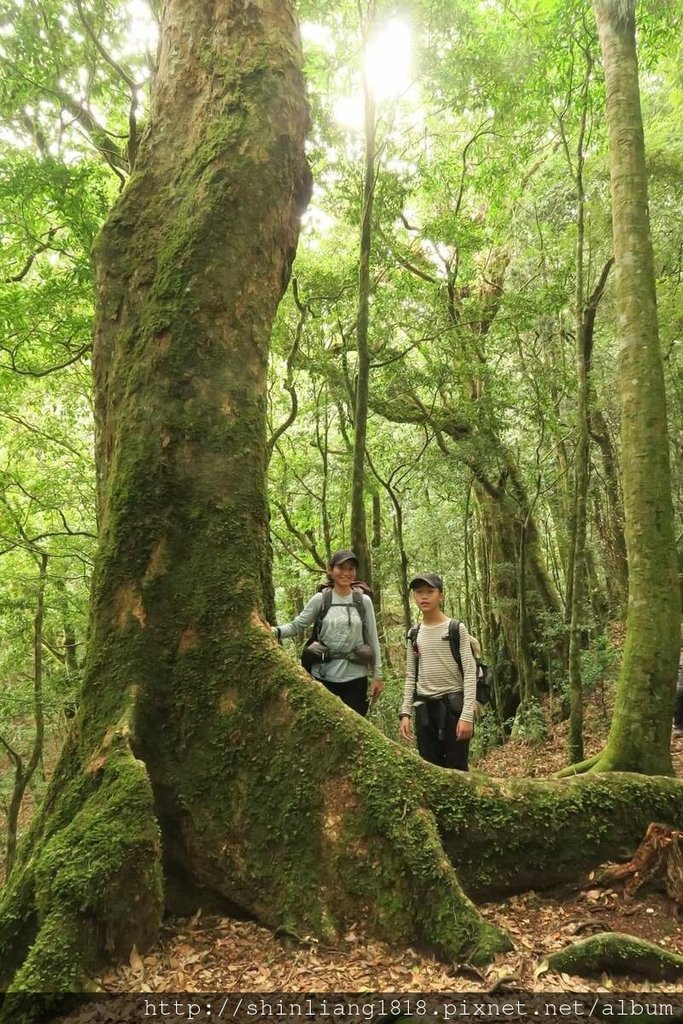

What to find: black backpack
left=301, top=584, right=371, bottom=673
left=407, top=618, right=493, bottom=705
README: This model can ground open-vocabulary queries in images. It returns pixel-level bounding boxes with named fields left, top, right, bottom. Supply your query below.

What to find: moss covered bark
left=590, top=0, right=680, bottom=774
left=544, top=932, right=683, bottom=981
left=2, top=0, right=683, bottom=1014
left=1, top=0, right=310, bottom=1003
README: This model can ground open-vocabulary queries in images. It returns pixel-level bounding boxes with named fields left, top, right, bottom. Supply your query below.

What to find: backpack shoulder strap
left=312, top=587, right=333, bottom=638
left=318, top=588, right=368, bottom=636
left=351, top=588, right=366, bottom=620
left=448, top=618, right=464, bottom=671
left=407, top=625, right=420, bottom=686
left=352, top=588, right=369, bottom=642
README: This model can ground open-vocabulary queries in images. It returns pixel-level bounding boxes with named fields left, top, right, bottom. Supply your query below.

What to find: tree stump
left=597, top=822, right=683, bottom=912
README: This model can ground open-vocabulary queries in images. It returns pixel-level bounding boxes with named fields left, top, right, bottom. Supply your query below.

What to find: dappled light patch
left=154, top=330, right=172, bottom=354
left=144, top=537, right=168, bottom=583
left=218, top=686, right=239, bottom=714
left=114, top=584, right=147, bottom=629
left=177, top=627, right=200, bottom=653
left=320, top=777, right=358, bottom=841
left=85, top=751, right=107, bottom=776
left=262, top=689, right=295, bottom=729
left=85, top=721, right=134, bottom=776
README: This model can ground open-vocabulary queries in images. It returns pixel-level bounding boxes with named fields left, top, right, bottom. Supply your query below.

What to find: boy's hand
left=456, top=719, right=474, bottom=740
left=399, top=716, right=412, bottom=741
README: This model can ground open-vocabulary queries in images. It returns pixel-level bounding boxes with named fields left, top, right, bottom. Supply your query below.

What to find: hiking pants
left=415, top=692, right=469, bottom=771
left=675, top=666, right=683, bottom=730
left=322, top=676, right=369, bottom=717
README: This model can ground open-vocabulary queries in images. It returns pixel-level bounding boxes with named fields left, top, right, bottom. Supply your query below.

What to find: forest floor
left=90, top=691, right=683, bottom=1000
left=3, top=685, right=682, bottom=1004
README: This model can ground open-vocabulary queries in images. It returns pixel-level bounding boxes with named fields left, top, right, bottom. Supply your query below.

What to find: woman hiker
left=270, top=550, right=383, bottom=717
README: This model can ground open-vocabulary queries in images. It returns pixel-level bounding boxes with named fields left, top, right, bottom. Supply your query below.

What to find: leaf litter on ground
left=98, top=691, right=683, bottom=996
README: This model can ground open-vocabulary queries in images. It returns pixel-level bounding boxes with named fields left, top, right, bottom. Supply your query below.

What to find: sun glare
left=364, top=19, right=412, bottom=102
left=121, top=0, right=158, bottom=58
left=332, top=19, right=414, bottom=131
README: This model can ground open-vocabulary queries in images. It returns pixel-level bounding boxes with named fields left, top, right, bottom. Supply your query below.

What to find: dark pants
left=674, top=670, right=683, bottom=729
left=415, top=692, right=469, bottom=771
left=322, top=676, right=369, bottom=717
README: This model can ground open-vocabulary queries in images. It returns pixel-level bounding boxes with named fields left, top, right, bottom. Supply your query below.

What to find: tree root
left=542, top=931, right=683, bottom=981
left=555, top=752, right=602, bottom=778
left=0, top=726, right=162, bottom=1008
left=2, top=647, right=683, bottom=1016
left=428, top=768, right=683, bottom=898
left=595, top=822, right=683, bottom=910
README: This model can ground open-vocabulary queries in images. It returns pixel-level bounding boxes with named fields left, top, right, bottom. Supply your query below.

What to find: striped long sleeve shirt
left=400, top=618, right=477, bottom=724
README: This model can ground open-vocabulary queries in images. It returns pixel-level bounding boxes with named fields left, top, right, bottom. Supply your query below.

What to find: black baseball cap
left=330, top=549, right=359, bottom=567
left=409, top=573, right=443, bottom=591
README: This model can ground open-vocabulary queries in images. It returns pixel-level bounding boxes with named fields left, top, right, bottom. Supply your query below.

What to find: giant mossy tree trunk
left=2, top=0, right=683, bottom=1014
left=587, top=0, right=680, bottom=774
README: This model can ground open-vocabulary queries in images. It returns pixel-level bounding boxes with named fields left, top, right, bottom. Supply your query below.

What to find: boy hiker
left=399, top=573, right=476, bottom=771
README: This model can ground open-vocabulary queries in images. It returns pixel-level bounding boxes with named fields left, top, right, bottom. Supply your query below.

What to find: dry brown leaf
left=128, top=946, right=143, bottom=974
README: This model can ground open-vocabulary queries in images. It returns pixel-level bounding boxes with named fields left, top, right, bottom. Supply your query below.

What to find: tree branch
left=5, top=228, right=60, bottom=284
left=582, top=257, right=615, bottom=367
left=266, top=280, right=306, bottom=458
left=272, top=502, right=326, bottom=569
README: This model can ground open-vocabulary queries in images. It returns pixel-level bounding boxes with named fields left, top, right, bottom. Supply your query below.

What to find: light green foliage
left=469, top=705, right=504, bottom=762
left=0, top=0, right=679, bottom=753
left=510, top=695, right=549, bottom=743
left=0, top=0, right=144, bottom=865
left=0, top=0, right=681, bottom=1000
left=579, top=634, right=618, bottom=693
left=268, top=0, right=681, bottom=736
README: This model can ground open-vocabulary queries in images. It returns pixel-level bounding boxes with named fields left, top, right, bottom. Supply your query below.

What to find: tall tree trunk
left=473, top=452, right=563, bottom=708
left=2, top=3, right=683, bottom=1013
left=371, top=491, right=392, bottom=672
left=350, top=11, right=376, bottom=585
left=0, top=0, right=310, bottom=998
left=590, top=407, right=629, bottom=615
left=366, top=452, right=412, bottom=632
left=393, top=493, right=412, bottom=633
left=589, top=0, right=679, bottom=773
left=464, top=481, right=474, bottom=630
left=567, top=58, right=591, bottom=764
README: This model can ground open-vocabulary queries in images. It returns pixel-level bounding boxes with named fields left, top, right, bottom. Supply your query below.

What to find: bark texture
left=0, top=0, right=310, bottom=1005
left=2, top=1, right=683, bottom=1016
left=591, top=0, right=680, bottom=773
left=544, top=932, right=683, bottom=982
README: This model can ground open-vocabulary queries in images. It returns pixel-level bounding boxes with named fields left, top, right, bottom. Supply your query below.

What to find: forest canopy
left=0, top=0, right=681, bottom=1008
left=1, top=0, right=680, bottom=766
